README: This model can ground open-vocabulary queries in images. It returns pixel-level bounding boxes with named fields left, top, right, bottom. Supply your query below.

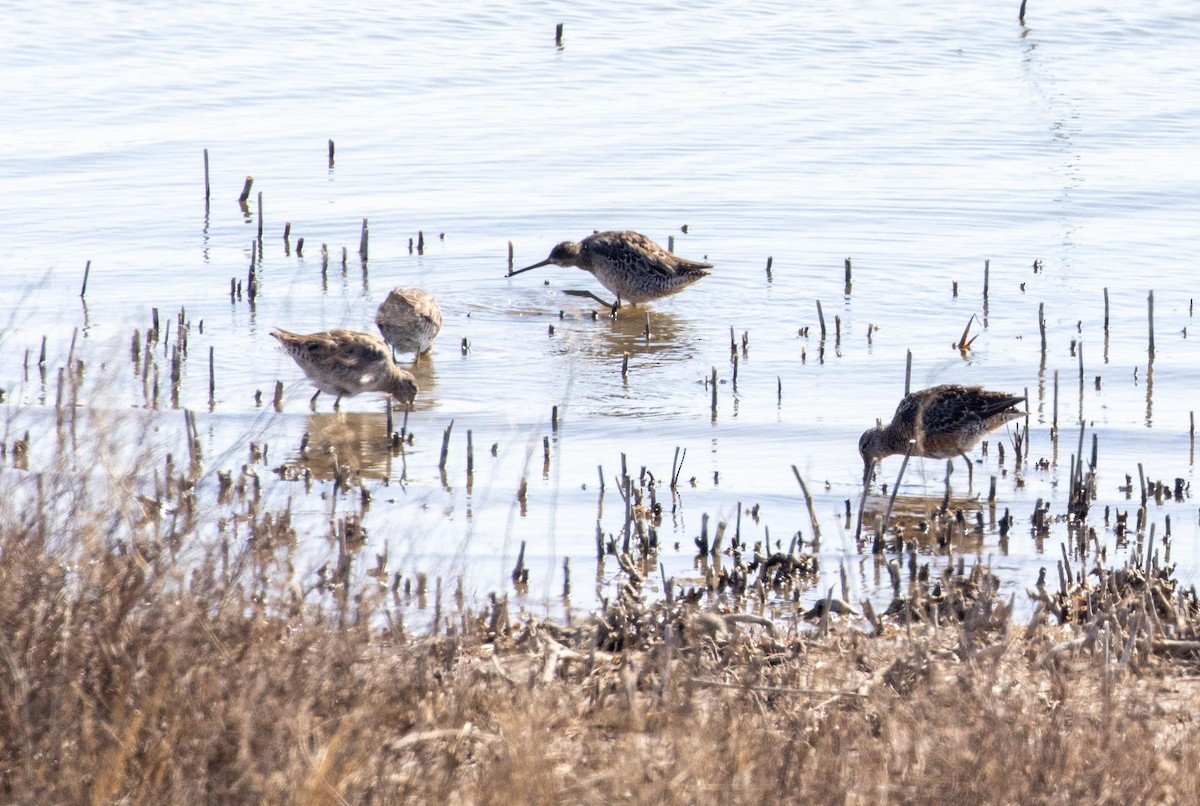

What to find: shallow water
left=2, top=0, right=1199, bottom=623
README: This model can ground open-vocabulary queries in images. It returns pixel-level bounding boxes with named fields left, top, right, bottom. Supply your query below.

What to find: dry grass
left=3, top=408, right=1200, bottom=803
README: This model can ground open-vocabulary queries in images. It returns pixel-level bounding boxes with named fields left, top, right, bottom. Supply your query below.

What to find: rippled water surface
left=3, top=1, right=1199, bottom=620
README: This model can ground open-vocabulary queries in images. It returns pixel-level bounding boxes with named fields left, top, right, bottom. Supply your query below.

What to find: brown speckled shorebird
left=859, top=384, right=1025, bottom=486
left=375, top=288, right=442, bottom=358
left=271, top=328, right=418, bottom=410
left=507, top=230, right=711, bottom=315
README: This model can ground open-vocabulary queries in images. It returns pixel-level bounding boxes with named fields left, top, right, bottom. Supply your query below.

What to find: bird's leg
left=562, top=289, right=619, bottom=311
left=959, top=451, right=974, bottom=488
left=609, top=297, right=622, bottom=318
left=309, top=389, right=321, bottom=411
left=333, top=394, right=342, bottom=411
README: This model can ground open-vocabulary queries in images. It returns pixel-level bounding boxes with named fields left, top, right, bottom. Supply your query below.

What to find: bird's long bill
left=507, top=258, right=553, bottom=277
left=861, top=459, right=874, bottom=487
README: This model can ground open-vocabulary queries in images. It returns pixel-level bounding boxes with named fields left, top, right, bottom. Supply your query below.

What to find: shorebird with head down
left=508, top=230, right=711, bottom=316
left=859, top=384, right=1025, bottom=487
left=271, top=328, right=418, bottom=410
left=375, top=287, right=442, bottom=359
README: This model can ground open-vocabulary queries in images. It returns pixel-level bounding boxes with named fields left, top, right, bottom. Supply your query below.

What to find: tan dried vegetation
left=2, top=410, right=1200, bottom=804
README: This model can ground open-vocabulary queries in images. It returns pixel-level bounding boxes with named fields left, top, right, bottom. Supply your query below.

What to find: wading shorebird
left=375, top=288, right=442, bottom=359
left=507, top=230, right=711, bottom=315
left=859, top=384, right=1025, bottom=487
left=271, top=328, right=418, bottom=410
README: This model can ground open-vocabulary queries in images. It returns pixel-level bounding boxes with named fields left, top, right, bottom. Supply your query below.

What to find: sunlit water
left=3, top=0, right=1199, bottom=624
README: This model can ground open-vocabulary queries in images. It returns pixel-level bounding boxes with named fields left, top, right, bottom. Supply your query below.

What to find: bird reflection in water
left=858, top=492, right=996, bottom=555
left=546, top=307, right=698, bottom=365
left=279, top=411, right=397, bottom=485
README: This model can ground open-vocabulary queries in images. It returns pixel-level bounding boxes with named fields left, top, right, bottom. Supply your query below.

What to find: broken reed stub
left=238, top=175, right=253, bottom=203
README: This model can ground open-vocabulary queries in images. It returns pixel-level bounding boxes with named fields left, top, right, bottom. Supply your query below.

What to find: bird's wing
left=588, top=231, right=713, bottom=277
left=335, top=335, right=391, bottom=375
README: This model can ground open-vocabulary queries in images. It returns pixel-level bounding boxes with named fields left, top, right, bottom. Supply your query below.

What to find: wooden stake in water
left=983, top=258, right=989, bottom=301
left=327, top=138, right=335, bottom=168
left=208, top=346, right=215, bottom=405
left=816, top=300, right=827, bottom=340
left=1023, top=386, right=1031, bottom=460
left=80, top=260, right=91, bottom=298
left=670, top=446, right=686, bottom=490
left=1052, top=369, right=1059, bottom=438
left=439, top=420, right=454, bottom=471
left=507, top=240, right=514, bottom=271
left=1039, top=302, right=1047, bottom=354
left=710, top=367, right=718, bottom=416
left=844, top=257, right=852, bottom=296
left=1148, top=289, right=1155, bottom=354
left=1103, top=287, right=1110, bottom=332
left=238, top=175, right=253, bottom=203
left=555, top=22, right=564, bottom=46
left=512, top=541, right=527, bottom=586
left=466, top=429, right=474, bottom=477
left=359, top=218, right=369, bottom=260
left=257, top=191, right=263, bottom=240
left=792, top=466, right=822, bottom=540
left=765, top=256, right=773, bottom=282
left=199, top=149, right=211, bottom=205
left=247, top=252, right=258, bottom=303
left=904, top=349, right=912, bottom=396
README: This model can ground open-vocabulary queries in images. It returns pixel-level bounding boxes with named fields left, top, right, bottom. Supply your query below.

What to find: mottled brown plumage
left=375, top=288, right=442, bottom=356
left=859, top=384, right=1025, bottom=484
left=271, top=328, right=418, bottom=410
left=508, top=230, right=711, bottom=313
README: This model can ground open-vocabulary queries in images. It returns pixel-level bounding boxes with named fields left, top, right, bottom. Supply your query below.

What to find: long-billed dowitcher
left=859, top=384, right=1025, bottom=486
left=375, top=287, right=442, bottom=358
left=271, top=329, right=418, bottom=410
left=507, top=230, right=711, bottom=315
